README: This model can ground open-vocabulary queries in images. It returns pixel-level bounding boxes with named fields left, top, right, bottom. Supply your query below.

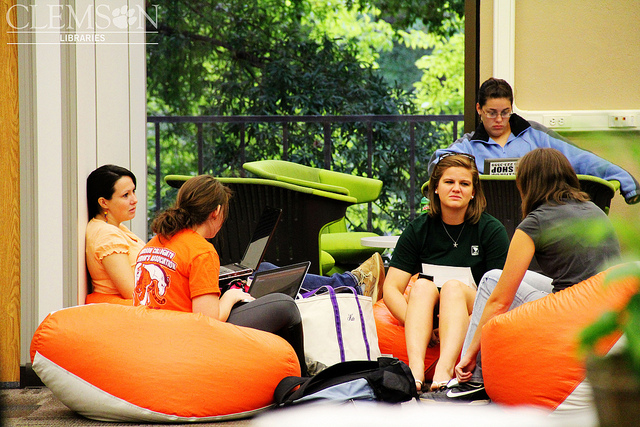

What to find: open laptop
left=219, top=207, right=282, bottom=281
left=483, top=157, right=519, bottom=175
left=247, top=261, right=311, bottom=299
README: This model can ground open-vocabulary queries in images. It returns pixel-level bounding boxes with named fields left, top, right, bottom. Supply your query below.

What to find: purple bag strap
left=301, top=285, right=372, bottom=362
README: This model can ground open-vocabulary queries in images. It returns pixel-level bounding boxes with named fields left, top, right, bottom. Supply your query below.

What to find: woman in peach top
left=85, top=165, right=144, bottom=301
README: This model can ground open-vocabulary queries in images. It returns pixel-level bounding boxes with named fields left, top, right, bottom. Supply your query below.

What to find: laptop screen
left=240, top=207, right=282, bottom=269
left=248, top=262, right=310, bottom=299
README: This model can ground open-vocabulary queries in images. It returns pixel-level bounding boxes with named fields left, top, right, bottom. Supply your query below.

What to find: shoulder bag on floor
left=296, top=285, right=382, bottom=374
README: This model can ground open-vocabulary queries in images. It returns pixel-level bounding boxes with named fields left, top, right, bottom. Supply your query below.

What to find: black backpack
left=274, top=357, right=418, bottom=406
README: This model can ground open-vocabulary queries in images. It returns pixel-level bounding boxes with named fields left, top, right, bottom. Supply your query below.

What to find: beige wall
left=479, top=0, right=640, bottom=250
left=515, top=1, right=640, bottom=111
left=480, top=0, right=640, bottom=110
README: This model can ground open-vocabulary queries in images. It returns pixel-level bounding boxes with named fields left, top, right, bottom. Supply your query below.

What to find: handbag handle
left=300, top=285, right=372, bottom=362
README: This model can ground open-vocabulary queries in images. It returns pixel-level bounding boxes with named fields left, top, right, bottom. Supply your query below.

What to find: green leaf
left=579, top=310, right=621, bottom=352
left=603, top=262, right=640, bottom=287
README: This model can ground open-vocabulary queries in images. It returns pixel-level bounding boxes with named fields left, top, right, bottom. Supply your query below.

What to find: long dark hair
left=427, top=153, right=486, bottom=224
left=152, top=175, right=232, bottom=238
left=86, top=165, right=137, bottom=220
left=516, top=148, right=590, bottom=218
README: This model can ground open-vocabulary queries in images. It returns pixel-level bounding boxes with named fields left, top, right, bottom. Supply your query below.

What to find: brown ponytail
left=152, top=175, right=232, bottom=238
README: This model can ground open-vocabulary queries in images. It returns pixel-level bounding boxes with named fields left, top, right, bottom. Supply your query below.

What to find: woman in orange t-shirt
left=133, top=175, right=306, bottom=373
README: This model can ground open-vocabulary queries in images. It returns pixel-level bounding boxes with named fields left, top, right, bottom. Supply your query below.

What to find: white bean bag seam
left=32, top=351, right=271, bottom=423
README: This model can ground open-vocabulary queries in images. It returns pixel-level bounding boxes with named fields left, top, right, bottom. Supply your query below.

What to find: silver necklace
left=442, top=220, right=465, bottom=248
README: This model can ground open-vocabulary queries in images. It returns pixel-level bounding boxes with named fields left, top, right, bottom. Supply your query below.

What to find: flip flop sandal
left=429, top=381, right=449, bottom=392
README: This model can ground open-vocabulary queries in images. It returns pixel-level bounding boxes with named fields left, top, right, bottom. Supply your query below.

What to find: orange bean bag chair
left=30, top=303, right=300, bottom=423
left=374, top=275, right=440, bottom=380
left=85, top=292, right=132, bottom=306
left=482, top=264, right=639, bottom=411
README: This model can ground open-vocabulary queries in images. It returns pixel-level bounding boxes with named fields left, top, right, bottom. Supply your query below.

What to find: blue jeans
left=461, top=269, right=553, bottom=383
left=256, top=262, right=361, bottom=294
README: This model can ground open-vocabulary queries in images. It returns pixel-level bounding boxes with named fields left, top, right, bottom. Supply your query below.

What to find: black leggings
left=227, top=293, right=307, bottom=376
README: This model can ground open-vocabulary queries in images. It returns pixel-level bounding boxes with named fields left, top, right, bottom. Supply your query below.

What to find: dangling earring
left=104, top=211, right=108, bottom=222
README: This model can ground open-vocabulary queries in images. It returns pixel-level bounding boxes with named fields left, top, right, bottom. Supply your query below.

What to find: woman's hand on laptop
left=216, top=289, right=255, bottom=321
left=222, top=288, right=255, bottom=306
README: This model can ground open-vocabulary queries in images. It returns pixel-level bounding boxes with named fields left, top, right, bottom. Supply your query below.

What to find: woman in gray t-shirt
left=453, top=148, right=620, bottom=396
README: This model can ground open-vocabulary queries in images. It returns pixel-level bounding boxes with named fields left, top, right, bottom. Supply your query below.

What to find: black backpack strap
left=273, top=376, right=308, bottom=405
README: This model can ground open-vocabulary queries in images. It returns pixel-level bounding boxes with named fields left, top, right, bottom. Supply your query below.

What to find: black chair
left=421, top=175, right=619, bottom=240
left=165, top=175, right=357, bottom=275
left=478, top=175, right=618, bottom=239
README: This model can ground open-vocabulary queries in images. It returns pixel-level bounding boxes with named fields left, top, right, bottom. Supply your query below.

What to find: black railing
left=147, top=114, right=464, bottom=231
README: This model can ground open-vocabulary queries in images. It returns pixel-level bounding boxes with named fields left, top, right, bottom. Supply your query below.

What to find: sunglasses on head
left=438, top=152, right=476, bottom=163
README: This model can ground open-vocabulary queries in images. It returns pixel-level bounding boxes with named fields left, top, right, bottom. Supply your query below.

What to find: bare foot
left=430, top=365, right=454, bottom=391
left=429, top=380, right=449, bottom=392
left=409, top=365, right=425, bottom=393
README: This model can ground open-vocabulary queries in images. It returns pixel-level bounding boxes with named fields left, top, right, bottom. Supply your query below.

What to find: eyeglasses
left=438, top=152, right=476, bottom=163
left=482, top=109, right=512, bottom=119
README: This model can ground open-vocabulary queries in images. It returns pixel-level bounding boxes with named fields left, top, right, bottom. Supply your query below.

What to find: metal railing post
left=367, top=121, right=374, bottom=230
left=409, top=121, right=416, bottom=221
left=239, top=123, right=246, bottom=176
left=282, top=122, right=289, bottom=161
left=197, top=123, right=204, bottom=174
left=154, top=122, right=161, bottom=213
left=323, top=121, right=331, bottom=169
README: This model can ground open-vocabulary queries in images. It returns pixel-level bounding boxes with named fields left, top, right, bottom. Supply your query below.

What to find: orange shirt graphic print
left=134, top=263, right=171, bottom=306
left=134, top=246, right=177, bottom=307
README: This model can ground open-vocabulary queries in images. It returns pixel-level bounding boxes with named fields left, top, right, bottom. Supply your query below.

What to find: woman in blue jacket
left=428, top=77, right=640, bottom=204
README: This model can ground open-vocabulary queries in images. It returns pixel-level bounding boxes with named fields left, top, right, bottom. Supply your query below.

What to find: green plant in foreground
left=578, top=212, right=640, bottom=380
left=579, top=262, right=640, bottom=378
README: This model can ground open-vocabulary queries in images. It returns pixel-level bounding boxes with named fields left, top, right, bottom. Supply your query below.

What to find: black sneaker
left=420, top=379, right=490, bottom=404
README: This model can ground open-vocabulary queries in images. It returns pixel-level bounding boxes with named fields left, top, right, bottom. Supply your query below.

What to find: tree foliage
left=148, top=0, right=409, bottom=116
left=352, top=0, right=464, bottom=36
left=146, top=0, right=465, bottom=235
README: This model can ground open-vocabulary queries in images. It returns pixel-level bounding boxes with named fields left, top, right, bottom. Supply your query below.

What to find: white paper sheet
left=421, top=263, right=476, bottom=289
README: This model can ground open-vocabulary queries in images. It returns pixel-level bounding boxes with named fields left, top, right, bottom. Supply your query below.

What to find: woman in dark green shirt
left=383, top=153, right=509, bottom=392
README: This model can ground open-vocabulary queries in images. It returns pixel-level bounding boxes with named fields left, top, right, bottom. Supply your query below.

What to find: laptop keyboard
left=219, top=266, right=234, bottom=274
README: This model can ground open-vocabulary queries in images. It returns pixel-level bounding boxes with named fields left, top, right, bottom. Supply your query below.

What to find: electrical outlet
left=609, top=114, right=637, bottom=128
left=543, top=115, right=572, bottom=129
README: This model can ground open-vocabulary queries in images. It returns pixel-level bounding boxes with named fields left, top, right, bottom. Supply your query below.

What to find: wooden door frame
left=464, top=0, right=480, bottom=133
left=1, top=0, right=21, bottom=388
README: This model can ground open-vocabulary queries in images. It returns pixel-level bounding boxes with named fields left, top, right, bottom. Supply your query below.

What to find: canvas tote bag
left=296, top=286, right=382, bottom=374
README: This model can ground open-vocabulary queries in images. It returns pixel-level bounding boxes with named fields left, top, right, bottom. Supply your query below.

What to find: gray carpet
left=2, top=387, right=253, bottom=426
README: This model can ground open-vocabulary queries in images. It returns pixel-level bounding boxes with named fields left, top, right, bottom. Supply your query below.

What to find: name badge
left=488, top=160, right=517, bottom=175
